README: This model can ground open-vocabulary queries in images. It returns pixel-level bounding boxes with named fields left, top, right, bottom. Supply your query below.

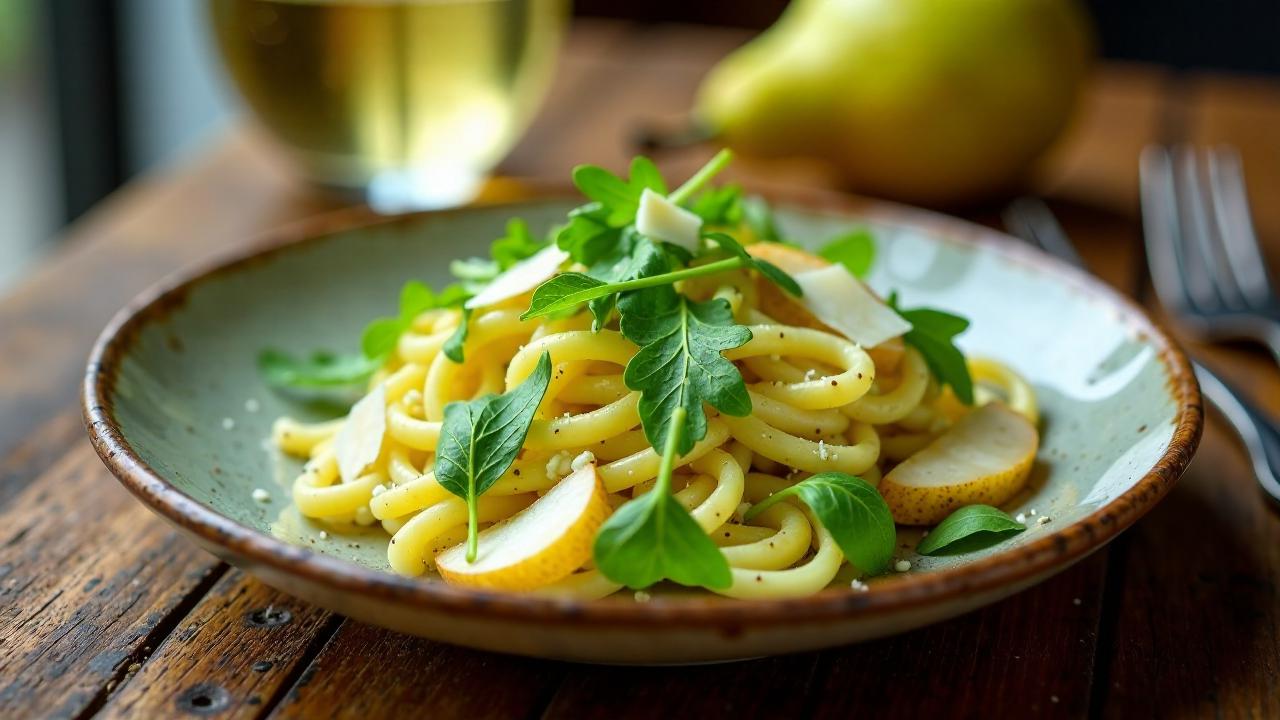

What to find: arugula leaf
left=688, top=184, right=744, bottom=227
left=742, top=196, right=783, bottom=243
left=819, top=228, right=876, bottom=279
left=889, top=293, right=975, bottom=404
left=556, top=206, right=621, bottom=267
left=744, top=472, right=896, bottom=575
left=582, top=232, right=668, bottom=331
left=491, top=219, right=544, bottom=269
left=442, top=307, right=471, bottom=363
left=628, top=156, right=668, bottom=196
left=703, top=232, right=803, bottom=297
left=570, top=156, right=670, bottom=228
left=917, top=505, right=1025, bottom=556
left=450, top=219, right=547, bottom=292
left=619, top=286, right=752, bottom=454
left=557, top=152, right=728, bottom=268
left=258, top=349, right=380, bottom=389
left=593, top=406, right=732, bottom=589
left=522, top=252, right=760, bottom=321
left=361, top=280, right=468, bottom=360
left=667, top=149, right=733, bottom=205
left=434, top=352, right=553, bottom=562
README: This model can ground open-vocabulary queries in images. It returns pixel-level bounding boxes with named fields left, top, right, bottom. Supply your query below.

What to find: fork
left=1002, top=196, right=1280, bottom=508
left=1140, top=145, right=1280, bottom=364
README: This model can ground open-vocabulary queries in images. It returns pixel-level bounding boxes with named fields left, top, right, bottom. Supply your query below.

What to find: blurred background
left=0, top=0, right=1275, bottom=292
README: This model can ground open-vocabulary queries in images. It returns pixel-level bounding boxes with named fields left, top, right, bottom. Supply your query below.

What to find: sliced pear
left=879, top=402, right=1038, bottom=525
left=435, top=462, right=610, bottom=591
left=745, top=242, right=905, bottom=371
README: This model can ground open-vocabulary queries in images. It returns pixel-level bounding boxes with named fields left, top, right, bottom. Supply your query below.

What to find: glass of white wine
left=208, top=0, right=567, bottom=211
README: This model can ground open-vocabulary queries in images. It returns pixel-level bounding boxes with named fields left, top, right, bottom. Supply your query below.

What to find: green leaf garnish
left=434, top=352, right=553, bottom=563
left=667, top=149, right=733, bottom=205
left=916, top=505, right=1026, bottom=556
left=688, top=184, right=743, bottom=226
left=619, top=286, right=752, bottom=454
left=742, top=196, right=783, bottom=243
left=361, top=280, right=468, bottom=360
left=522, top=250, right=773, bottom=321
left=450, top=219, right=548, bottom=293
left=744, top=473, right=896, bottom=576
left=257, top=349, right=380, bottom=389
left=819, top=228, right=876, bottom=279
left=491, top=219, right=544, bottom=269
left=889, top=293, right=974, bottom=404
left=582, top=232, right=669, bottom=331
left=556, top=152, right=730, bottom=268
left=593, top=406, right=732, bottom=589
left=703, top=231, right=803, bottom=297
left=442, top=307, right=471, bottom=363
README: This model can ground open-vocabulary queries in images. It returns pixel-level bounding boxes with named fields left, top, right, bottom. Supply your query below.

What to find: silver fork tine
left=1174, top=146, right=1239, bottom=310
left=1187, top=146, right=1251, bottom=309
left=1209, top=146, right=1275, bottom=307
left=1140, top=145, right=1191, bottom=312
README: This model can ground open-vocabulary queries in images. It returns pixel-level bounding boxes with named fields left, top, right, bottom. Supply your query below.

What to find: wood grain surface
left=0, top=20, right=1277, bottom=720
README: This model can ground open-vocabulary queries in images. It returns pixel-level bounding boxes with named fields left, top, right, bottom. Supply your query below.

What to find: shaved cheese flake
left=465, top=244, right=570, bottom=310
left=635, top=188, right=702, bottom=253
left=794, top=265, right=912, bottom=348
left=334, top=383, right=387, bottom=483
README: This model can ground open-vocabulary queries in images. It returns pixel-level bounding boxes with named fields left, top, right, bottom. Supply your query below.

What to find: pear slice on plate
left=745, top=242, right=905, bottom=371
left=879, top=402, right=1039, bottom=525
left=436, top=462, right=610, bottom=591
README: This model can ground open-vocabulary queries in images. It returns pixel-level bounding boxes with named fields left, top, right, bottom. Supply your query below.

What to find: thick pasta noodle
left=272, top=266, right=1038, bottom=600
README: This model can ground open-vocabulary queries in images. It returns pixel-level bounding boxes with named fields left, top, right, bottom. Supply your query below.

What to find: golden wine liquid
left=209, top=0, right=566, bottom=207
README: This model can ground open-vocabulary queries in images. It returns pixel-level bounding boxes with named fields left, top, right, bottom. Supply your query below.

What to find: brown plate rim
left=82, top=187, right=1203, bottom=629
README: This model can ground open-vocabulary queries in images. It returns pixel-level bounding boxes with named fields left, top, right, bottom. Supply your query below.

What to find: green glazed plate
left=84, top=193, right=1201, bottom=663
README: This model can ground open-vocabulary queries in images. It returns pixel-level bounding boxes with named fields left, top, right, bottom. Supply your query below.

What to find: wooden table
left=3, top=21, right=1279, bottom=718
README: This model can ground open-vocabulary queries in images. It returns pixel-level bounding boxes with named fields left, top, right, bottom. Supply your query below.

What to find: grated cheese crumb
left=894, top=559, right=912, bottom=573
left=244, top=398, right=260, bottom=413
left=804, top=368, right=817, bottom=382
left=251, top=488, right=270, bottom=503
left=1037, top=515, right=1052, bottom=526
left=733, top=502, right=751, bottom=523
left=1015, top=513, right=1027, bottom=523
left=634, top=591, right=652, bottom=603
left=570, top=451, right=596, bottom=473
left=817, top=439, right=829, bottom=460
left=1030, top=507, right=1038, bottom=516
left=1072, top=597, right=1081, bottom=606
left=319, top=530, right=329, bottom=540
left=850, top=578, right=869, bottom=592
left=222, top=417, right=236, bottom=431
left=545, top=451, right=573, bottom=479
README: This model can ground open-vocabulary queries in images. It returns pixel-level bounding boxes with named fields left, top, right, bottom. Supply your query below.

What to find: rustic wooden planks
left=0, top=19, right=1276, bottom=718
left=1098, top=72, right=1280, bottom=719
left=268, top=622, right=566, bottom=720
left=94, top=570, right=338, bottom=720
left=0, top=449, right=224, bottom=720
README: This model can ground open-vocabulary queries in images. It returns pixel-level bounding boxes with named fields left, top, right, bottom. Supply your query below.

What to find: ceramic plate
left=84, top=193, right=1201, bottom=663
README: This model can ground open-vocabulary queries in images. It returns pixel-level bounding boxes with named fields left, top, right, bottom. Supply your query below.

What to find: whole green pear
left=696, top=0, right=1093, bottom=205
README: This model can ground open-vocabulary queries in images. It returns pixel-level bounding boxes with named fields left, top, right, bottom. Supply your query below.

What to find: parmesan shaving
left=465, top=244, right=570, bottom=310
left=334, top=383, right=387, bottom=483
left=793, top=265, right=912, bottom=348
